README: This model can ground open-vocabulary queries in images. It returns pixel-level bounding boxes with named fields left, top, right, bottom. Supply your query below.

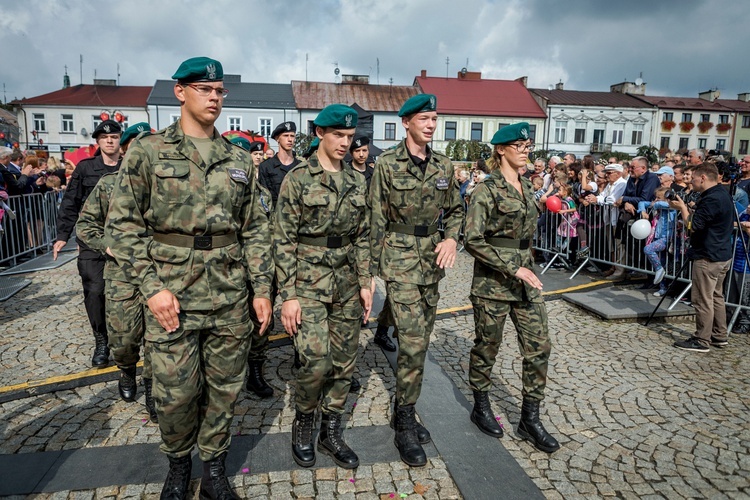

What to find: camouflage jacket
left=368, top=140, right=464, bottom=285
left=105, top=119, right=273, bottom=310
left=273, top=152, right=371, bottom=304
left=464, top=169, right=541, bottom=302
left=75, top=172, right=128, bottom=282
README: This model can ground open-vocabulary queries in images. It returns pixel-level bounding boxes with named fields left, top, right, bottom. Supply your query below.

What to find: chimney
left=93, top=79, right=116, bottom=86
left=341, top=74, right=369, bottom=85
left=555, top=80, right=564, bottom=90
left=515, top=76, right=528, bottom=88
left=420, top=69, right=427, bottom=78
left=698, top=89, right=721, bottom=102
left=610, top=81, right=646, bottom=95
left=457, top=70, right=481, bottom=80
left=738, top=93, right=750, bottom=102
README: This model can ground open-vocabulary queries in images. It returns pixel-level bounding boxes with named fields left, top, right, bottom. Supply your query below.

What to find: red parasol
left=64, top=145, right=99, bottom=166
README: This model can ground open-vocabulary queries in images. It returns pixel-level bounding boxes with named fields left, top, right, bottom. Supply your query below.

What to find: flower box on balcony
left=679, top=122, right=695, bottom=133
left=697, top=121, right=713, bottom=133
left=716, top=123, right=732, bottom=133
left=661, top=120, right=676, bottom=132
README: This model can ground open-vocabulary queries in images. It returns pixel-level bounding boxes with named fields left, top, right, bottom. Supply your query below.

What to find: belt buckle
left=414, top=226, right=428, bottom=237
left=328, top=236, right=343, bottom=248
left=194, top=235, right=213, bottom=250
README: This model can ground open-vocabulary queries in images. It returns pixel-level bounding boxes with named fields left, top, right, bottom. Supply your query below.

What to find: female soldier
left=464, top=122, right=560, bottom=453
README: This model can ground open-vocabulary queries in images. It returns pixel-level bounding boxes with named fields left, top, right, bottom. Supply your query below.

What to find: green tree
left=445, top=139, right=468, bottom=161
left=466, top=140, right=492, bottom=161
left=636, top=145, right=659, bottom=165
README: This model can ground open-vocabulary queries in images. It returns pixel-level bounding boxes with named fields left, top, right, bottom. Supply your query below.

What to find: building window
left=497, top=123, right=509, bottom=130
left=528, top=124, right=537, bottom=141
left=33, top=113, right=46, bottom=132
left=631, top=124, right=644, bottom=145
left=698, top=138, right=707, bottom=149
left=259, top=118, right=272, bottom=139
left=700, top=114, right=710, bottom=123
left=716, top=139, right=726, bottom=150
left=679, top=137, right=689, bottom=150
left=444, top=121, right=457, bottom=141
left=119, top=116, right=129, bottom=130
left=170, top=114, right=180, bottom=124
left=660, top=137, right=670, bottom=150
left=92, top=115, right=103, bottom=130
left=611, top=125, right=624, bottom=145
left=743, top=116, right=750, bottom=128
left=228, top=117, right=242, bottom=131
left=554, top=120, right=566, bottom=143
left=574, top=121, right=586, bottom=144
left=307, top=120, right=315, bottom=135
left=385, top=122, right=396, bottom=141
left=61, top=114, right=74, bottom=133
left=663, top=112, right=673, bottom=122
left=719, top=114, right=729, bottom=124
left=740, top=140, right=749, bottom=155
left=593, top=128, right=605, bottom=145
left=681, top=113, right=692, bottom=123
left=470, top=122, right=482, bottom=141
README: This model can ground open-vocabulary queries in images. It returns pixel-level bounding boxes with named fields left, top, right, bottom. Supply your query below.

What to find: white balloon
left=630, top=219, right=652, bottom=240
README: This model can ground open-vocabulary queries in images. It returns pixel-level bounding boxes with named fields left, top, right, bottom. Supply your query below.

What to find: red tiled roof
left=416, top=76, right=546, bottom=118
left=292, top=81, right=417, bottom=112
left=635, top=95, right=733, bottom=112
left=530, top=89, right=654, bottom=108
left=715, top=99, right=750, bottom=113
left=12, top=84, right=151, bottom=107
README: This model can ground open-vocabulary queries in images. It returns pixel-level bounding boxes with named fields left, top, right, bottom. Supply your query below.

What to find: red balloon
left=546, top=195, right=562, bottom=213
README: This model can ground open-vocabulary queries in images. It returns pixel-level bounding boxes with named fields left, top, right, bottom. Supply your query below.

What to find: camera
left=664, top=189, right=679, bottom=201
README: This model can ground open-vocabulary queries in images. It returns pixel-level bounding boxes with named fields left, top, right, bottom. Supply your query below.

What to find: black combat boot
left=199, top=453, right=239, bottom=500
left=160, top=455, right=192, bottom=500
left=317, top=412, right=359, bottom=469
left=291, top=410, right=316, bottom=467
left=245, top=360, right=274, bottom=398
left=373, top=325, right=397, bottom=352
left=349, top=377, right=361, bottom=393
left=144, top=377, right=158, bottom=423
left=517, top=398, right=560, bottom=453
left=391, top=401, right=431, bottom=444
left=470, top=390, right=503, bottom=437
left=118, top=365, right=137, bottom=402
left=394, top=404, right=427, bottom=467
left=91, top=332, right=110, bottom=368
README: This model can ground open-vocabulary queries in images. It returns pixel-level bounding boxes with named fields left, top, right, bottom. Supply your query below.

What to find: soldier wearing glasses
left=464, top=122, right=560, bottom=454
left=107, top=57, right=273, bottom=500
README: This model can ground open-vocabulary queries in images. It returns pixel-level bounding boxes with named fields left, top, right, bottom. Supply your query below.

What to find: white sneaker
left=653, top=289, right=666, bottom=297
left=654, top=268, right=666, bottom=285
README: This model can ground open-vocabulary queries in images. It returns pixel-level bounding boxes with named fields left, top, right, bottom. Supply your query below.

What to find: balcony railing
left=590, top=143, right=612, bottom=153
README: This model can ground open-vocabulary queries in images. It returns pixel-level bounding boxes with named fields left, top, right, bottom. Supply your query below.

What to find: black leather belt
left=298, top=235, right=352, bottom=248
left=486, top=237, right=530, bottom=249
left=388, top=222, right=438, bottom=237
left=152, top=232, right=237, bottom=250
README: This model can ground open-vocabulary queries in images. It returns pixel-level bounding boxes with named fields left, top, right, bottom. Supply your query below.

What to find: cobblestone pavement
left=2, top=254, right=750, bottom=498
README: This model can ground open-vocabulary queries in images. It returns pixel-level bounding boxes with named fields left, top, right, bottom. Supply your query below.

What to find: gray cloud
left=1, top=0, right=747, bottom=104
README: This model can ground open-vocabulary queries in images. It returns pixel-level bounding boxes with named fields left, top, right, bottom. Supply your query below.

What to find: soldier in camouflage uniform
left=76, top=122, right=158, bottom=422
left=464, top=122, right=560, bottom=454
left=274, top=104, right=372, bottom=470
left=106, top=58, right=273, bottom=500
left=232, top=138, right=275, bottom=398
left=368, top=94, right=464, bottom=467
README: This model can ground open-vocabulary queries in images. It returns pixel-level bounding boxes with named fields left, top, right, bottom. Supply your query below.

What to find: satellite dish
left=334, top=67, right=340, bottom=76
left=460, top=67, right=467, bottom=76
left=548, top=84, right=554, bottom=91
left=81, top=128, right=88, bottom=137
left=635, top=77, right=643, bottom=86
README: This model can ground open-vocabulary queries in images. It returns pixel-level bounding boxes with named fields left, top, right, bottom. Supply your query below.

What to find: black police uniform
left=349, top=161, right=374, bottom=188
left=258, top=155, right=301, bottom=206
left=56, top=153, right=120, bottom=361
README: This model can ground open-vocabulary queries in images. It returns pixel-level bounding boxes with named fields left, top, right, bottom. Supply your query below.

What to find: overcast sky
left=2, top=0, right=747, bottom=103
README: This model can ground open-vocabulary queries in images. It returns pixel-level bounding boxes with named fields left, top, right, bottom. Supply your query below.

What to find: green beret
left=229, top=137, right=251, bottom=150
left=172, top=57, right=223, bottom=83
left=120, top=122, right=151, bottom=145
left=313, top=104, right=358, bottom=129
left=491, top=122, right=531, bottom=145
left=398, top=94, right=437, bottom=117
left=303, top=137, right=320, bottom=159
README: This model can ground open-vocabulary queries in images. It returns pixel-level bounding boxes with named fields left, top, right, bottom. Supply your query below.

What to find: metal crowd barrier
left=532, top=201, right=750, bottom=331
left=0, top=191, right=61, bottom=267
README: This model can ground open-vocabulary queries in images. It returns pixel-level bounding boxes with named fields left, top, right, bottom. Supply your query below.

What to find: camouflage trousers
left=105, top=279, right=150, bottom=378
left=386, top=281, right=440, bottom=406
left=468, top=295, right=551, bottom=402
left=294, top=295, right=362, bottom=415
left=376, top=296, right=395, bottom=329
left=145, top=304, right=251, bottom=461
